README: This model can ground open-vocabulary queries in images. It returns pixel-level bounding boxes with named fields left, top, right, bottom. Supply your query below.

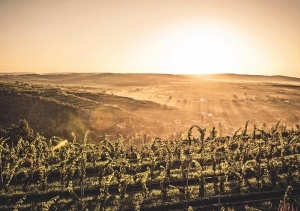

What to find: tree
left=5, top=119, right=35, bottom=147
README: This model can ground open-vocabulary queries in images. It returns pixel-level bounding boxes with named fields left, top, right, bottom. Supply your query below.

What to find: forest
left=0, top=120, right=299, bottom=210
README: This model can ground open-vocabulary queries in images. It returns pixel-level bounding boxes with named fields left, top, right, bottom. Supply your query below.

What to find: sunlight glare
left=165, top=28, right=238, bottom=74
left=129, top=20, right=268, bottom=75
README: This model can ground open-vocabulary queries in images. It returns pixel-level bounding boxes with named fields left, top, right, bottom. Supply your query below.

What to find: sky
left=0, top=0, right=300, bottom=77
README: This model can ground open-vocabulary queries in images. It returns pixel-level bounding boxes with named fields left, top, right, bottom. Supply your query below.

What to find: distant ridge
left=0, top=72, right=36, bottom=76
left=189, top=73, right=300, bottom=82
left=1, top=72, right=300, bottom=83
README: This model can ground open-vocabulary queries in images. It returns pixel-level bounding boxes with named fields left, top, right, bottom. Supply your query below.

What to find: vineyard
left=0, top=121, right=300, bottom=210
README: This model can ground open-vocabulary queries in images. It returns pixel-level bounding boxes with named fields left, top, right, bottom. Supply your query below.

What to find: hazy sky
left=0, top=0, right=300, bottom=77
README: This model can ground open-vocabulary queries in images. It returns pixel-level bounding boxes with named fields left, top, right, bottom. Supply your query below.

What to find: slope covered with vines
left=0, top=121, right=300, bottom=210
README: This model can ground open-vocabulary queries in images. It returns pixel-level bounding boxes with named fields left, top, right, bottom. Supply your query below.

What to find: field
left=0, top=121, right=300, bottom=210
left=0, top=73, right=299, bottom=141
left=0, top=73, right=300, bottom=210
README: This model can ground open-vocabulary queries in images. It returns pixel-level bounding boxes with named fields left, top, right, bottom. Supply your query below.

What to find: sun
left=165, top=28, right=239, bottom=74
left=127, top=20, right=261, bottom=75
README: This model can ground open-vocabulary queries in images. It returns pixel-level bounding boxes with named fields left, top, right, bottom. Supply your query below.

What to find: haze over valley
left=1, top=73, right=299, bottom=144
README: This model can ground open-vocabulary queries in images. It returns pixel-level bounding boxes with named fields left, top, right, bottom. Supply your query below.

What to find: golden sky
left=0, top=0, right=300, bottom=77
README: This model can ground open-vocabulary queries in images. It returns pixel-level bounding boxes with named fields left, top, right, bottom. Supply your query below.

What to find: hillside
left=0, top=73, right=299, bottom=142
left=0, top=80, right=182, bottom=142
